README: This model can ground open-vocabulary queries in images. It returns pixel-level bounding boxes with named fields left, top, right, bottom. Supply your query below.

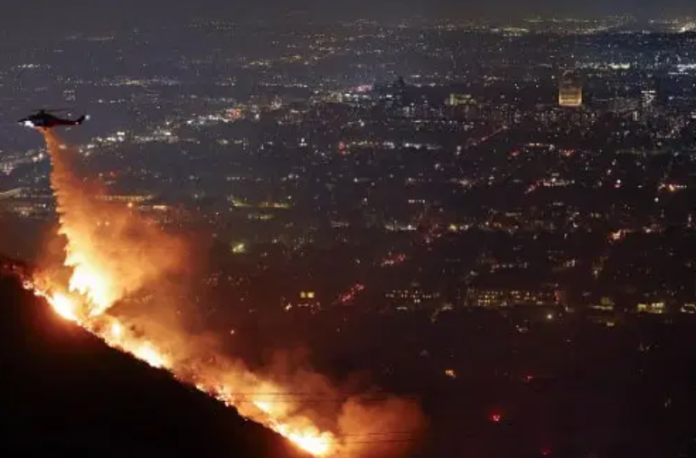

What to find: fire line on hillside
left=23, top=130, right=425, bottom=458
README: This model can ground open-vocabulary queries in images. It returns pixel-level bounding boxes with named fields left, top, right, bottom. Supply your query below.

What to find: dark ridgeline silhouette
left=688, top=437, right=696, bottom=458
left=0, top=257, right=307, bottom=458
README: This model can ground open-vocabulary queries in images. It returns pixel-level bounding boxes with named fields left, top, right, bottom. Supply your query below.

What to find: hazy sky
left=6, top=0, right=696, bottom=30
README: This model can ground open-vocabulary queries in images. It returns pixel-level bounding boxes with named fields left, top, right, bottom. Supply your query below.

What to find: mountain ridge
left=0, top=258, right=306, bottom=458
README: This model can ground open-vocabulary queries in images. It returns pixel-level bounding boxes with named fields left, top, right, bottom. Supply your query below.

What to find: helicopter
left=18, top=109, right=89, bottom=129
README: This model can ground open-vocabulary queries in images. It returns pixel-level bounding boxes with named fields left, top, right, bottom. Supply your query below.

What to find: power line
left=217, top=391, right=416, bottom=396
left=340, top=431, right=418, bottom=437
left=204, top=391, right=420, bottom=403
left=337, top=438, right=419, bottom=445
left=231, top=399, right=407, bottom=404
left=296, top=437, right=420, bottom=445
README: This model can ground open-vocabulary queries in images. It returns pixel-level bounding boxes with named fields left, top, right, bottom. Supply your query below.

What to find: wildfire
left=67, top=258, right=115, bottom=316
left=25, top=130, right=423, bottom=458
left=47, top=291, right=79, bottom=322
left=277, top=425, right=333, bottom=456
left=35, top=286, right=337, bottom=456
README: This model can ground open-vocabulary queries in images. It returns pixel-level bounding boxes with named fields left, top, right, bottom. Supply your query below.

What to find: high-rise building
left=640, top=89, right=657, bottom=121
left=558, top=71, right=582, bottom=107
left=641, top=89, right=657, bottom=107
left=446, top=93, right=473, bottom=106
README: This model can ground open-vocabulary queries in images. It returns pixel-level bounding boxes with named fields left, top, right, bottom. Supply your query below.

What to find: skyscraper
left=558, top=71, right=582, bottom=108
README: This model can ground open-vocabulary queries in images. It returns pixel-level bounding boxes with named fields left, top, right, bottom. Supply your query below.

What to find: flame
left=277, top=424, right=333, bottom=456
left=67, top=257, right=115, bottom=316
left=25, top=130, right=423, bottom=458
left=254, top=399, right=273, bottom=413
left=110, top=322, right=123, bottom=338
left=250, top=399, right=334, bottom=455
left=131, top=343, right=168, bottom=369
left=43, top=130, right=185, bottom=318
left=47, top=291, right=79, bottom=322
left=37, top=285, right=337, bottom=454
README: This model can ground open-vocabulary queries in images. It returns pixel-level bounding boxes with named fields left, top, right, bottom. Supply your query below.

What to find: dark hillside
left=0, top=260, right=305, bottom=458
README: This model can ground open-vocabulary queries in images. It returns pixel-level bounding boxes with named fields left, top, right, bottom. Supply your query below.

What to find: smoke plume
left=43, top=131, right=186, bottom=316
left=32, top=130, right=426, bottom=458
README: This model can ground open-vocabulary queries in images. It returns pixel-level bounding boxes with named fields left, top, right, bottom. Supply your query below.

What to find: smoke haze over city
left=2, top=1, right=696, bottom=458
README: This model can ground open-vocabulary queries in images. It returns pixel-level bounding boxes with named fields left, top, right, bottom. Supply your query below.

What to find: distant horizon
left=3, top=14, right=696, bottom=36
left=3, top=0, right=696, bottom=31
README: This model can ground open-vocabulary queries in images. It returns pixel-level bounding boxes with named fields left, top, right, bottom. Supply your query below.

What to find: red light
left=541, top=448, right=552, bottom=456
left=490, top=413, right=502, bottom=423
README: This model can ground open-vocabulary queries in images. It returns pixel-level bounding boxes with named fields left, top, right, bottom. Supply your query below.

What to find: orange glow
left=132, top=343, right=168, bottom=369
left=25, top=130, right=425, bottom=458
left=43, top=130, right=185, bottom=318
left=66, top=259, right=114, bottom=316
left=278, top=425, right=333, bottom=456
left=34, top=286, right=337, bottom=457
left=110, top=322, right=123, bottom=339
left=254, top=399, right=273, bottom=414
left=46, top=292, right=79, bottom=322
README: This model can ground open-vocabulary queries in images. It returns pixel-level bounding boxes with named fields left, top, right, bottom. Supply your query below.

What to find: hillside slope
left=0, top=265, right=306, bottom=458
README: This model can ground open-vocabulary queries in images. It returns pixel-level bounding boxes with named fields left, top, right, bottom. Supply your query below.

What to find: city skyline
left=2, top=8, right=696, bottom=458
left=5, top=0, right=696, bottom=29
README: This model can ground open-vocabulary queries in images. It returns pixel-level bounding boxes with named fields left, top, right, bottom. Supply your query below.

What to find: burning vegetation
left=24, top=130, right=425, bottom=458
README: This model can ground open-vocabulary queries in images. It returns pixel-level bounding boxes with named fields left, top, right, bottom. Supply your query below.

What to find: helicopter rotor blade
left=31, top=108, right=71, bottom=113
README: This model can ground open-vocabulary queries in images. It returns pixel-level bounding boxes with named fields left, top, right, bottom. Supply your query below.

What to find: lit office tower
left=640, top=89, right=657, bottom=122
left=642, top=89, right=656, bottom=107
left=558, top=72, right=583, bottom=107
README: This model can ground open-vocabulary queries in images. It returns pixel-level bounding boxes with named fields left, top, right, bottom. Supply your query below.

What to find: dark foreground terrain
left=0, top=260, right=305, bottom=458
left=3, top=253, right=696, bottom=458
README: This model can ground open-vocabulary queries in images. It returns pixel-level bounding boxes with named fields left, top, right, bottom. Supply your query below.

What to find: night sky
left=5, top=0, right=696, bottom=29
